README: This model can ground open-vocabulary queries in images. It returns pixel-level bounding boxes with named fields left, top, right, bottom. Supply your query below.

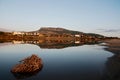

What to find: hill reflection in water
left=11, top=39, right=100, bottom=49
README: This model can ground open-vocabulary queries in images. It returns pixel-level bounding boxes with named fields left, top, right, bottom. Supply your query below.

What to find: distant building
left=13, top=32, right=24, bottom=35
left=75, top=34, right=80, bottom=37
left=25, top=32, right=40, bottom=36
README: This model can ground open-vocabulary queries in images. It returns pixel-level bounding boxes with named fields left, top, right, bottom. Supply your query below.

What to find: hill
left=34, top=27, right=105, bottom=38
left=86, top=33, right=105, bottom=38
left=37, top=27, right=83, bottom=35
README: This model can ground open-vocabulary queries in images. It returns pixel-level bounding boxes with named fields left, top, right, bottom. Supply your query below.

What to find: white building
left=75, top=34, right=80, bottom=37
left=13, top=32, right=24, bottom=35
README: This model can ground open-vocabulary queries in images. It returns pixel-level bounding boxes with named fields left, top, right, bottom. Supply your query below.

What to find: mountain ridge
left=0, top=27, right=105, bottom=38
left=36, top=27, right=83, bottom=35
left=35, top=27, right=104, bottom=38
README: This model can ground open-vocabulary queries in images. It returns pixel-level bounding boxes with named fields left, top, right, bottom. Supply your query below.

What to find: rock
left=11, top=54, right=43, bottom=73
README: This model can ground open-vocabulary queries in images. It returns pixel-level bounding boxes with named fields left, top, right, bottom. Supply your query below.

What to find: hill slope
left=37, top=27, right=83, bottom=35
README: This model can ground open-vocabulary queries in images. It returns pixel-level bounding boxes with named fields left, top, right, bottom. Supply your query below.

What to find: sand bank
left=103, top=39, right=120, bottom=54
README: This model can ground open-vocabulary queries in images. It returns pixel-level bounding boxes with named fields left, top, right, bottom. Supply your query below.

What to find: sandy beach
left=103, top=39, right=120, bottom=54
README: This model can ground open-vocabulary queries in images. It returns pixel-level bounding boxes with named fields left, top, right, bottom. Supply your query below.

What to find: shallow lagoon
left=0, top=42, right=113, bottom=80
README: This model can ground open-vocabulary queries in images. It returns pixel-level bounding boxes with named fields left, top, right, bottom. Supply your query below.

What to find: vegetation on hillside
left=37, top=27, right=83, bottom=35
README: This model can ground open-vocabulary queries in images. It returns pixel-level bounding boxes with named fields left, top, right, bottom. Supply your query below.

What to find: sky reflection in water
left=0, top=43, right=113, bottom=80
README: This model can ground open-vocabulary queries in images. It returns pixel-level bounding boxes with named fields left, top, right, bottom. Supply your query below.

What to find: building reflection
left=12, top=39, right=99, bottom=49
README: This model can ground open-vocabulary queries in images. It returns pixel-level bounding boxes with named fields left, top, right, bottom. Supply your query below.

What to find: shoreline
left=103, top=39, right=120, bottom=55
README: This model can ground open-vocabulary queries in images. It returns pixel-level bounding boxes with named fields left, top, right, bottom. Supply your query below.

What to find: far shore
left=103, top=39, right=120, bottom=54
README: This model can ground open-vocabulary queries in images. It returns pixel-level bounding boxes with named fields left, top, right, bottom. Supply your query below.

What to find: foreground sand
left=102, top=39, right=120, bottom=80
left=103, top=39, right=120, bottom=54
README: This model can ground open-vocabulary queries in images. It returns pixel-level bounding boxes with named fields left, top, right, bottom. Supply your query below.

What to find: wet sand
left=102, top=39, right=120, bottom=80
left=103, top=39, right=120, bottom=54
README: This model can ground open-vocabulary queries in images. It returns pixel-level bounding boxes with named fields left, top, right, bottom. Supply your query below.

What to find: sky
left=0, top=0, right=120, bottom=37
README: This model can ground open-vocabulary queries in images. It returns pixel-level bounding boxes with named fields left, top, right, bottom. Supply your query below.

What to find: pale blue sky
left=0, top=0, right=120, bottom=37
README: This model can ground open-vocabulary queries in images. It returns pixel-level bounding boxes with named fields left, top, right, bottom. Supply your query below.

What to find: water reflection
left=11, top=68, right=42, bottom=80
left=10, top=39, right=100, bottom=49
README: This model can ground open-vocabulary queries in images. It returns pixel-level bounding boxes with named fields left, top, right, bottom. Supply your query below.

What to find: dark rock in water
left=11, top=54, right=43, bottom=73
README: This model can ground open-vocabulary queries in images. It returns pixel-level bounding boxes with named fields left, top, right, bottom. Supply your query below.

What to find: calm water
left=0, top=42, right=113, bottom=80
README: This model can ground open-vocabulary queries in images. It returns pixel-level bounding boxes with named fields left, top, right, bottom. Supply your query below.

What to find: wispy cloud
left=97, top=29, right=120, bottom=32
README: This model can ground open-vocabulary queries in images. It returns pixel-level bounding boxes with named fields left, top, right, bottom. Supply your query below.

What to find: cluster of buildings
left=12, top=32, right=46, bottom=38
left=12, top=31, right=75, bottom=37
left=12, top=31, right=40, bottom=36
left=12, top=31, right=103, bottom=40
